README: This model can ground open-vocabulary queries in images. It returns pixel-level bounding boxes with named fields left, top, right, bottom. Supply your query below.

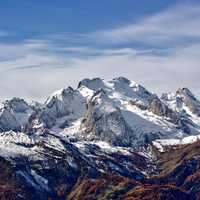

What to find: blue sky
left=0, top=0, right=200, bottom=101
left=0, top=1, right=179, bottom=35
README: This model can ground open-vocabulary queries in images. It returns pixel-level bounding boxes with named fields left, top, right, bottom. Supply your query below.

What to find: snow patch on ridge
left=153, top=134, right=200, bottom=152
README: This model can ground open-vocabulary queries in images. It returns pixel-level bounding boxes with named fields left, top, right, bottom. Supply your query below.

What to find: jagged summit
left=0, top=97, right=34, bottom=132
left=176, top=87, right=197, bottom=99
left=0, top=77, right=199, bottom=147
left=0, top=77, right=200, bottom=199
left=177, top=88, right=200, bottom=116
left=162, top=88, right=200, bottom=118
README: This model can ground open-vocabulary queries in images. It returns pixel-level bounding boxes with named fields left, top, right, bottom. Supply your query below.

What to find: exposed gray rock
left=81, top=90, right=134, bottom=146
left=5, top=98, right=30, bottom=113
left=0, top=108, right=21, bottom=132
left=149, top=96, right=180, bottom=124
left=38, top=87, right=86, bottom=129
left=0, top=98, right=33, bottom=132
left=176, top=88, right=200, bottom=116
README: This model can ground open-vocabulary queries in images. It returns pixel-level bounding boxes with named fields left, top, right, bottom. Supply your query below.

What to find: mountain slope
left=0, top=77, right=200, bottom=199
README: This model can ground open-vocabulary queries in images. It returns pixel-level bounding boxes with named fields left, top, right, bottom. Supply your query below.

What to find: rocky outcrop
left=0, top=98, right=33, bottom=132
left=37, top=87, right=86, bottom=129
left=149, top=95, right=180, bottom=124
left=176, top=88, right=200, bottom=116
left=81, top=90, right=134, bottom=146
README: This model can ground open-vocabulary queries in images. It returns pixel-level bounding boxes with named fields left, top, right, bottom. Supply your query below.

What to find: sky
left=0, top=0, right=200, bottom=101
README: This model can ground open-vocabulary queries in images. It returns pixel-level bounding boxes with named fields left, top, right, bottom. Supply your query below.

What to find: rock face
left=80, top=89, right=171, bottom=146
left=176, top=88, right=200, bottom=116
left=44, top=87, right=85, bottom=118
left=0, top=108, right=21, bottom=132
left=162, top=88, right=200, bottom=117
left=149, top=96, right=180, bottom=124
left=39, top=87, right=86, bottom=129
left=0, top=98, right=33, bottom=132
left=81, top=90, right=134, bottom=146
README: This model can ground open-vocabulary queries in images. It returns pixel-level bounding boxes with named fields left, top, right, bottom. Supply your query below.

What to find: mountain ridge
left=1, top=77, right=199, bottom=145
left=0, top=77, right=200, bottom=199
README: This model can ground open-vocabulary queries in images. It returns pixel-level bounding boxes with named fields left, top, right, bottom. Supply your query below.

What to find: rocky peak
left=149, top=95, right=180, bottom=124
left=113, top=76, right=131, bottom=84
left=38, top=86, right=86, bottom=129
left=90, top=89, right=110, bottom=105
left=85, top=89, right=118, bottom=121
left=78, top=77, right=154, bottom=105
left=0, top=108, right=21, bottom=132
left=44, top=87, right=81, bottom=118
left=161, top=92, right=175, bottom=102
left=45, top=87, right=74, bottom=107
left=176, top=88, right=197, bottom=101
left=176, top=88, right=200, bottom=116
left=78, top=78, right=105, bottom=91
left=4, top=98, right=30, bottom=113
left=80, top=90, right=134, bottom=146
left=0, top=98, right=33, bottom=132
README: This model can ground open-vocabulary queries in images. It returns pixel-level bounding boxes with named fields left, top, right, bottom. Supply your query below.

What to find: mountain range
left=1, top=77, right=200, bottom=200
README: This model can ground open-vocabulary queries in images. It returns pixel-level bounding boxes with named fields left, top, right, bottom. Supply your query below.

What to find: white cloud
left=93, top=4, right=200, bottom=46
left=0, top=42, right=199, bottom=102
left=0, top=3, right=199, bottom=101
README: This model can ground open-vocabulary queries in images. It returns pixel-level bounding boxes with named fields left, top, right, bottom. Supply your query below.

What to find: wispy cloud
left=0, top=3, right=199, bottom=101
left=0, top=31, right=8, bottom=37
left=93, top=3, right=200, bottom=48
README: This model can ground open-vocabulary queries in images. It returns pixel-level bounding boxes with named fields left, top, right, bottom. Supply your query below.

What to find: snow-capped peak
left=45, top=87, right=74, bottom=106
left=0, top=98, right=34, bottom=132
left=0, top=77, right=200, bottom=148
left=162, top=88, right=200, bottom=125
